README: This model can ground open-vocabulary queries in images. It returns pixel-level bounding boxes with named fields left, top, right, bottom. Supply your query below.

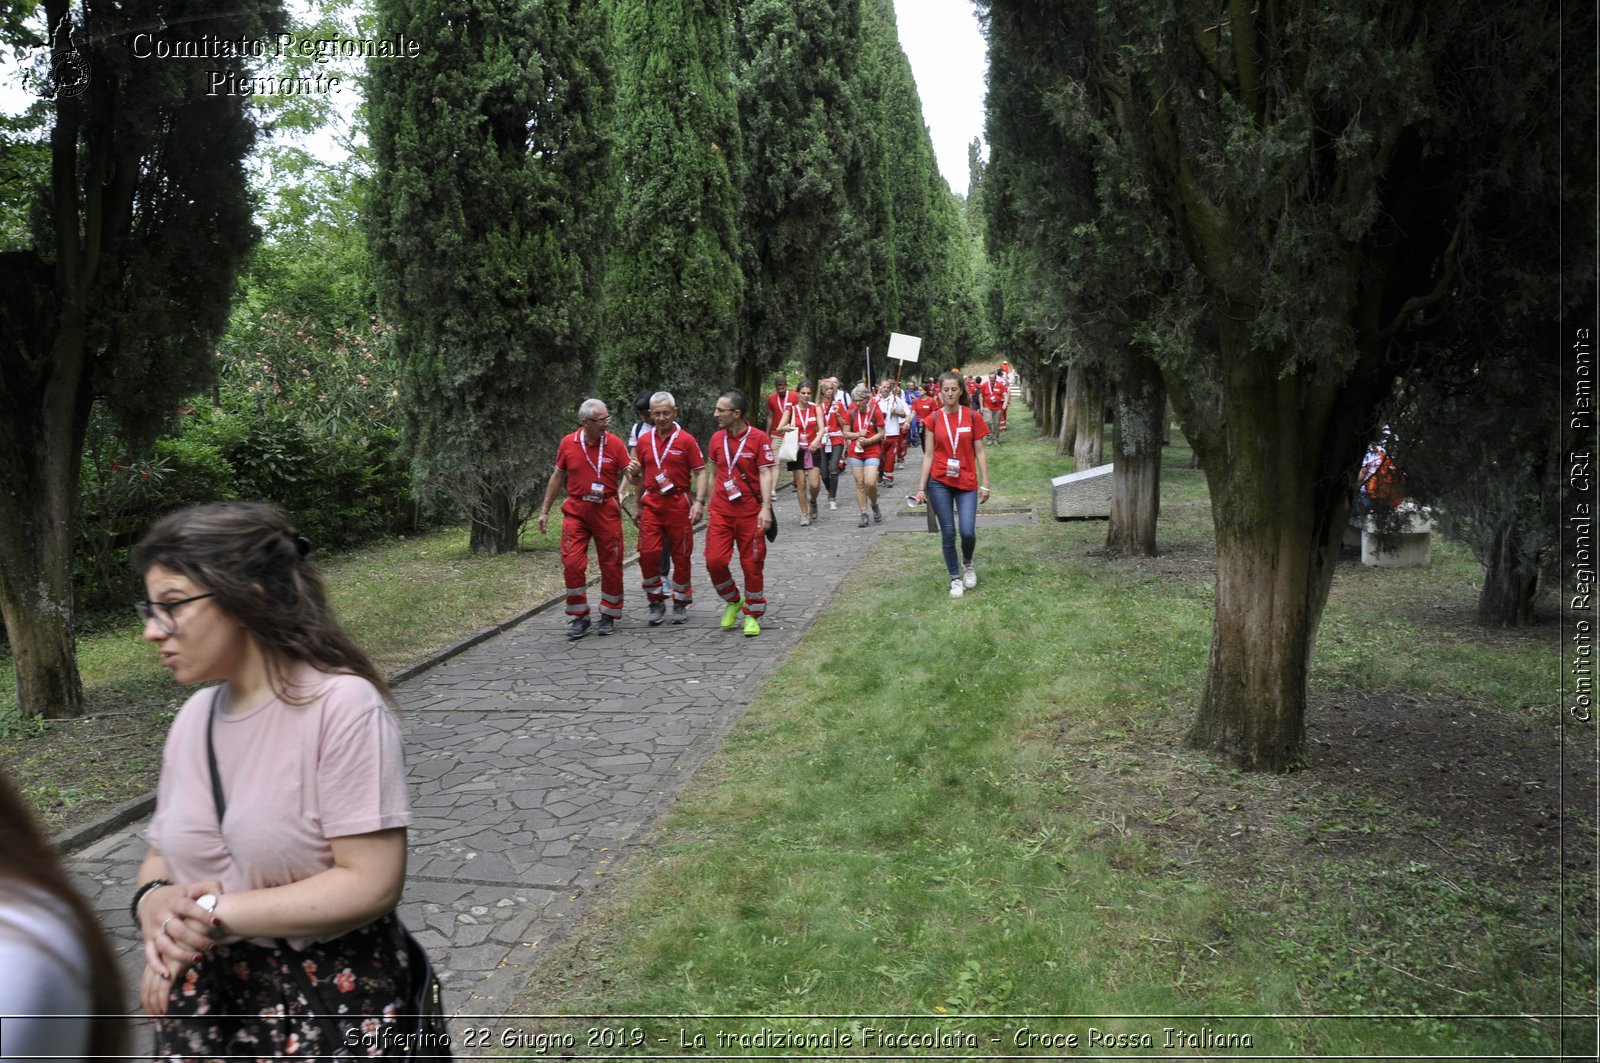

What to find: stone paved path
left=64, top=445, right=1033, bottom=1050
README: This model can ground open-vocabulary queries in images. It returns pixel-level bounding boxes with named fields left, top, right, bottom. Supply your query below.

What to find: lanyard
left=854, top=407, right=874, bottom=436
left=575, top=431, right=606, bottom=478
left=939, top=406, right=965, bottom=451
left=794, top=404, right=813, bottom=433
left=722, top=426, right=751, bottom=473
left=649, top=425, right=680, bottom=470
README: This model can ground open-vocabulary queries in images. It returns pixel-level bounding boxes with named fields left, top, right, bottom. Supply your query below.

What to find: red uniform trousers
left=704, top=507, right=767, bottom=618
left=881, top=434, right=899, bottom=476
left=637, top=490, right=695, bottom=604
left=561, top=497, right=625, bottom=619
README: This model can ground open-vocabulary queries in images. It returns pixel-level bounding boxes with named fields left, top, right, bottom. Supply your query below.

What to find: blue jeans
left=926, top=479, right=977, bottom=578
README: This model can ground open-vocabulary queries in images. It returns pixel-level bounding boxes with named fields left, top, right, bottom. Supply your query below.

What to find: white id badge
left=945, top=458, right=961, bottom=478
left=656, top=472, right=674, bottom=493
left=590, top=481, right=605, bottom=496
left=854, top=439, right=865, bottom=455
left=723, top=478, right=742, bottom=500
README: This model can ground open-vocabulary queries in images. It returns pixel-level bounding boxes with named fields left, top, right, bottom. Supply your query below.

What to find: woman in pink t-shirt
left=129, top=502, right=419, bottom=1057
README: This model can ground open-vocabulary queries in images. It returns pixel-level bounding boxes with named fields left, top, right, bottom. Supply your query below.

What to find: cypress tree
left=368, top=0, right=609, bottom=553
left=856, top=0, right=985, bottom=372
left=599, top=0, right=742, bottom=441
left=733, top=0, right=873, bottom=386
left=0, top=0, right=285, bottom=718
left=982, top=0, right=1564, bottom=769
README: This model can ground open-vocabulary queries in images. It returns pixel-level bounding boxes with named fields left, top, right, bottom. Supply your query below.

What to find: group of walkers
left=0, top=366, right=1011, bottom=1061
left=543, top=365, right=1011, bottom=634
left=540, top=388, right=778, bottom=638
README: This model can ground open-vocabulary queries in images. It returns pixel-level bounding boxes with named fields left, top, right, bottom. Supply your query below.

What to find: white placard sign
left=887, top=332, right=922, bottom=364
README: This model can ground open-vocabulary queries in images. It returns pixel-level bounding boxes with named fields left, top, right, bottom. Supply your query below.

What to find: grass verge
left=506, top=430, right=1591, bottom=1058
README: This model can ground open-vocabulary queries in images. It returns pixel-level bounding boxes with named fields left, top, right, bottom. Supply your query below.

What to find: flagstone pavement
left=60, top=445, right=1035, bottom=1053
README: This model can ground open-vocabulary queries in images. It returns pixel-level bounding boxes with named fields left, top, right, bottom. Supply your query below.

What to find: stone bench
left=1361, top=502, right=1433, bottom=567
left=1051, top=463, right=1113, bottom=520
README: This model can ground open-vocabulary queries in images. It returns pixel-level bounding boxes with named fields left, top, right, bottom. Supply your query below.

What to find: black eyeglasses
left=136, top=593, right=215, bottom=634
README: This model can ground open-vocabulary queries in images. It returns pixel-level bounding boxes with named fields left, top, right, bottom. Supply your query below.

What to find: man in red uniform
left=632, top=391, right=707, bottom=626
left=764, top=372, right=799, bottom=436
left=538, top=398, right=640, bottom=638
left=700, top=389, right=777, bottom=637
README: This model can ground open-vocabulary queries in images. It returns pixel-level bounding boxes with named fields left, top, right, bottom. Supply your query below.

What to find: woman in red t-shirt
left=818, top=379, right=848, bottom=511
left=912, top=372, right=992, bottom=597
left=773, top=380, right=824, bottom=526
left=841, top=383, right=887, bottom=527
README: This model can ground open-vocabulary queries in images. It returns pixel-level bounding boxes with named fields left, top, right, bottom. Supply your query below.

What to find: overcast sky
left=891, top=0, right=989, bottom=195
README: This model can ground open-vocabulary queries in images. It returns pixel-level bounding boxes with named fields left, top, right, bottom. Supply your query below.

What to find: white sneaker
left=949, top=578, right=965, bottom=598
left=962, top=564, right=977, bottom=589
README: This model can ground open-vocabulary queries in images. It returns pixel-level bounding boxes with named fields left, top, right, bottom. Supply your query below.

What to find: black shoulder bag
left=206, top=686, right=452, bottom=1060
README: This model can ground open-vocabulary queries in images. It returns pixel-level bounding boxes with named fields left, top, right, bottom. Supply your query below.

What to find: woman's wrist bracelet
left=130, top=879, right=172, bottom=926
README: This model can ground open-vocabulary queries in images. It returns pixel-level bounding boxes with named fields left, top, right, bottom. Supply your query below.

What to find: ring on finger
left=159, top=916, right=173, bottom=937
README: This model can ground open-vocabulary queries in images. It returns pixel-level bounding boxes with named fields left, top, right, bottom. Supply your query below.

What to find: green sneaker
left=742, top=614, right=761, bottom=637
left=720, top=600, right=742, bottom=629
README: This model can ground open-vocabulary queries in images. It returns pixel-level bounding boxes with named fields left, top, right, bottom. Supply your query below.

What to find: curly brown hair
left=132, top=502, right=392, bottom=701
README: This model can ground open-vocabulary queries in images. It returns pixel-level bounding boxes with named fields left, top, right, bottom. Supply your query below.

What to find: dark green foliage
left=0, top=0, right=286, bottom=717
left=981, top=0, right=1563, bottom=768
left=857, top=0, right=986, bottom=368
left=733, top=0, right=873, bottom=378
left=367, top=0, right=611, bottom=552
left=732, top=0, right=984, bottom=387
left=1385, top=5, right=1593, bottom=626
left=599, top=0, right=743, bottom=442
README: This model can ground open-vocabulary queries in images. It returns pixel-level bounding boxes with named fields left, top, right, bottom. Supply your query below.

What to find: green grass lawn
left=1, top=426, right=1587, bottom=1056
left=508, top=427, right=1589, bottom=1058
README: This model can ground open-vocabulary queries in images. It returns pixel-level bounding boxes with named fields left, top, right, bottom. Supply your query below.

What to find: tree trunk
left=1107, top=355, right=1165, bottom=556
left=1072, top=370, right=1104, bottom=469
left=468, top=485, right=522, bottom=554
left=1476, top=515, right=1539, bottom=626
left=0, top=252, right=89, bottom=719
left=1034, top=363, right=1058, bottom=432
left=1176, top=332, right=1379, bottom=772
left=1061, top=363, right=1082, bottom=455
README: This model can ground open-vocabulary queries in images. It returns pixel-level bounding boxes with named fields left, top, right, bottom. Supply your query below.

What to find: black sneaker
left=647, top=601, right=666, bottom=626
left=597, top=616, right=616, bottom=636
left=671, top=602, right=689, bottom=624
left=566, top=617, right=591, bottom=639
left=871, top=502, right=883, bottom=524
left=858, top=512, right=870, bottom=528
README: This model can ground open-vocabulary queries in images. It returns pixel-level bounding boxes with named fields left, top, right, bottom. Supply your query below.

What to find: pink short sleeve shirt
left=148, top=664, right=411, bottom=946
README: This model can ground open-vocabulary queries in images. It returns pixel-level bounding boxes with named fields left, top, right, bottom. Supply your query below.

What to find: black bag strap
left=281, top=944, right=351, bottom=1056
left=204, top=685, right=227, bottom=823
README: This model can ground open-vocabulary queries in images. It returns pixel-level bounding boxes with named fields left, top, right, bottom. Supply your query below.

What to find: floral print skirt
left=152, top=912, right=414, bottom=1060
